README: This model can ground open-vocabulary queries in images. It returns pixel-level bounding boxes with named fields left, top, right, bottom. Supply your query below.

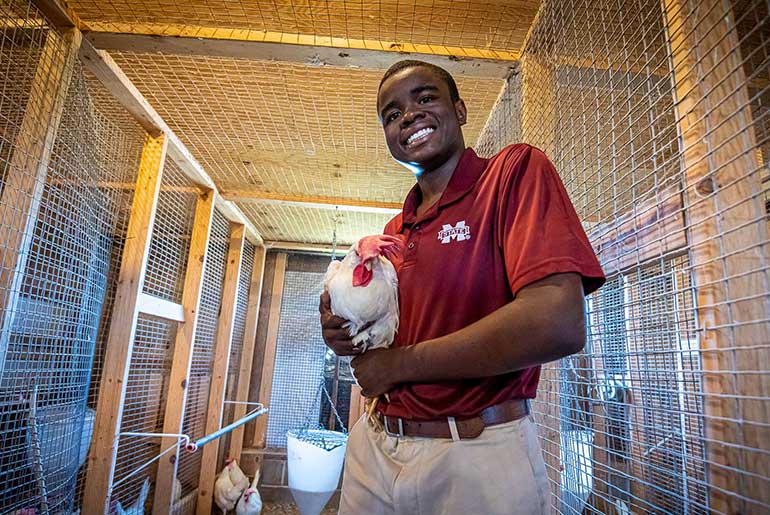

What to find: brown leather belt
left=380, top=399, right=530, bottom=440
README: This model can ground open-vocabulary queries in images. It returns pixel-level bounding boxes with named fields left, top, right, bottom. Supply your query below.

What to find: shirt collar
left=400, top=147, right=487, bottom=226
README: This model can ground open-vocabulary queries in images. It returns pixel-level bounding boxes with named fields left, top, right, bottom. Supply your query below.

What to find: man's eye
left=386, top=111, right=400, bottom=123
left=418, top=96, right=434, bottom=104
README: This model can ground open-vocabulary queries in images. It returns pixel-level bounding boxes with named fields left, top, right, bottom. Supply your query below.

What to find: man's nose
left=400, top=107, right=424, bottom=127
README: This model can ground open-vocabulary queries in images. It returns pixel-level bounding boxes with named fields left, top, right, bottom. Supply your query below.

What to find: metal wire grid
left=266, top=266, right=331, bottom=448
left=237, top=202, right=395, bottom=245
left=175, top=208, right=230, bottom=502
left=142, top=159, right=199, bottom=303
left=474, top=0, right=770, bottom=513
left=68, top=0, right=538, bottom=56
left=0, top=16, right=139, bottom=511
left=110, top=315, right=177, bottom=512
left=218, top=240, right=255, bottom=463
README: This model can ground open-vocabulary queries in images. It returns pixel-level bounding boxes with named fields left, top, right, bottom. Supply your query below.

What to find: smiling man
left=320, top=60, right=605, bottom=515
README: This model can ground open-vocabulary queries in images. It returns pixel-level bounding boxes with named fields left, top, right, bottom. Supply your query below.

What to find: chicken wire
left=0, top=3, right=141, bottom=512
left=142, top=159, right=199, bottom=303
left=265, top=254, right=346, bottom=449
left=92, top=51, right=503, bottom=243
left=218, top=240, right=255, bottom=465
left=174, top=208, right=230, bottom=506
left=475, top=0, right=770, bottom=513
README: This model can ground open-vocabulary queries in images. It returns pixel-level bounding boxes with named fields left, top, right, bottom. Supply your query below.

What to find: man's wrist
left=391, top=342, right=422, bottom=384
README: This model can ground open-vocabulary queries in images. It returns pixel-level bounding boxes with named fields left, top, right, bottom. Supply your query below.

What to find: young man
left=320, top=60, right=605, bottom=515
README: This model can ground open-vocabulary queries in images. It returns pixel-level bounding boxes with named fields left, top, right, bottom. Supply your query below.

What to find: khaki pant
left=338, top=415, right=550, bottom=515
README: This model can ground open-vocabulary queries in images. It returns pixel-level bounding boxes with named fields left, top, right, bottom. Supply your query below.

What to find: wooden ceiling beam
left=222, top=190, right=402, bottom=214
left=85, top=29, right=518, bottom=79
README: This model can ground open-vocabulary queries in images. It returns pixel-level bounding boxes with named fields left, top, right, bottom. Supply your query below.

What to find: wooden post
left=196, top=223, right=245, bottom=514
left=251, top=252, right=287, bottom=448
left=228, top=245, right=267, bottom=460
left=0, top=27, right=81, bottom=376
left=521, top=52, right=561, bottom=511
left=153, top=190, right=216, bottom=515
left=82, top=134, right=169, bottom=514
left=663, top=0, right=770, bottom=512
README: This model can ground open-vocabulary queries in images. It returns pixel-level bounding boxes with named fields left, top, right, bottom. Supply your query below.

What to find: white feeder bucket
left=286, top=429, right=347, bottom=515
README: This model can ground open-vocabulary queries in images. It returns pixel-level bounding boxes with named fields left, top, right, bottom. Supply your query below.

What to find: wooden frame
left=663, top=0, right=770, bottom=512
left=82, top=134, right=169, bottom=514
left=0, top=27, right=82, bottom=377
left=85, top=30, right=518, bottom=78
left=251, top=252, right=288, bottom=448
left=153, top=190, right=216, bottom=514
left=228, top=245, right=268, bottom=460
left=196, top=223, right=245, bottom=515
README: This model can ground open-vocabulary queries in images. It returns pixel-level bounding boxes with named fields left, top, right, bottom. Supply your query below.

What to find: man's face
left=377, top=66, right=466, bottom=173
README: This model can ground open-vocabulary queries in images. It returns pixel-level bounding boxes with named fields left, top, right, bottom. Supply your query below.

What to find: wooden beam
left=137, top=292, right=185, bottom=322
left=196, top=223, right=245, bottom=515
left=264, top=241, right=338, bottom=255
left=82, top=133, right=168, bottom=514
left=223, top=190, right=402, bottom=215
left=0, top=27, right=81, bottom=378
left=664, top=1, right=770, bottom=512
left=30, top=0, right=82, bottom=29
left=251, top=252, right=287, bottom=448
left=589, top=181, right=687, bottom=274
left=85, top=29, right=517, bottom=79
left=228, top=245, right=267, bottom=460
left=153, top=190, right=216, bottom=515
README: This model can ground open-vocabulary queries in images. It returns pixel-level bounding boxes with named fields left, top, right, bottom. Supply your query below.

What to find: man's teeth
left=407, top=127, right=435, bottom=145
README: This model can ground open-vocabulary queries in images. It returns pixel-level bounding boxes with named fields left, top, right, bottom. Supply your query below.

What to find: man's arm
left=350, top=272, right=586, bottom=397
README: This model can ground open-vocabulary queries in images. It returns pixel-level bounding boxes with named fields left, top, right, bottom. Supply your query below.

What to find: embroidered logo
left=437, top=221, right=471, bottom=244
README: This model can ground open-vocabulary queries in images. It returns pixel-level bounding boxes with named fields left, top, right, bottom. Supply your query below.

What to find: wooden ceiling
left=65, top=0, right=542, bottom=246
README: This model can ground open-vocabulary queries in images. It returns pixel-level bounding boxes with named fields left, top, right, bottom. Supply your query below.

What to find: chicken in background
left=214, top=458, right=249, bottom=514
left=115, top=477, right=150, bottom=515
left=235, top=469, right=262, bottom=515
left=324, top=234, right=403, bottom=426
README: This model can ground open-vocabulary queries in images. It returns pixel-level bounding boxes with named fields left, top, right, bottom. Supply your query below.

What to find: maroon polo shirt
left=381, top=144, right=605, bottom=420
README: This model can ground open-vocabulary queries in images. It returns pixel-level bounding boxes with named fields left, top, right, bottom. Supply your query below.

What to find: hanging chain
left=321, top=376, right=347, bottom=434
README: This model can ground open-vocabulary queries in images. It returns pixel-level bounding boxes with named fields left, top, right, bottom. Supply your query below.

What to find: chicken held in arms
left=324, top=234, right=403, bottom=426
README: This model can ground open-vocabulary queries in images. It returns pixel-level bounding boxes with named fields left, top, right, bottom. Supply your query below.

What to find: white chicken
left=214, top=458, right=249, bottom=514
left=324, top=234, right=403, bottom=425
left=115, top=477, right=150, bottom=515
left=235, top=469, right=262, bottom=515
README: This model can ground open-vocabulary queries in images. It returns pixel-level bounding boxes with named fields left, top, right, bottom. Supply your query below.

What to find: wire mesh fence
left=108, top=158, right=199, bottom=511
left=477, top=0, right=770, bottom=513
left=0, top=1, right=142, bottom=511
left=218, top=239, right=255, bottom=466
left=174, top=208, right=230, bottom=507
left=265, top=253, right=347, bottom=448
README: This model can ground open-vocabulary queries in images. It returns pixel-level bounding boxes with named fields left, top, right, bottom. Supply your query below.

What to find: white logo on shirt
left=437, top=221, right=471, bottom=244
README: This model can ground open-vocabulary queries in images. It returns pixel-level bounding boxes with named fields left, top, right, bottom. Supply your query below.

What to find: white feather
left=324, top=244, right=399, bottom=351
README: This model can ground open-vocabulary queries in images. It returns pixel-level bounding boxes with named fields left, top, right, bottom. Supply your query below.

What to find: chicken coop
left=0, top=0, right=769, bottom=513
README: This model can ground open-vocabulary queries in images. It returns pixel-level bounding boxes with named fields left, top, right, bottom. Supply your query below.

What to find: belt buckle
left=382, top=415, right=405, bottom=438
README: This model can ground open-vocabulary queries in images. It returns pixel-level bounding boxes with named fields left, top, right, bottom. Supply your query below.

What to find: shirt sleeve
left=498, top=145, right=605, bottom=296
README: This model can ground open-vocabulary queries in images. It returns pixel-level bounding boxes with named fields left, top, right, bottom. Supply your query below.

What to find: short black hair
left=378, top=60, right=460, bottom=103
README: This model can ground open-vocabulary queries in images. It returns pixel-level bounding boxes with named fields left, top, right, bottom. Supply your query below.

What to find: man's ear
left=455, top=99, right=467, bottom=126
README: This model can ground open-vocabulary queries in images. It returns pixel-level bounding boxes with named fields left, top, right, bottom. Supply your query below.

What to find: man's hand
left=319, top=291, right=364, bottom=356
left=350, top=348, right=402, bottom=397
